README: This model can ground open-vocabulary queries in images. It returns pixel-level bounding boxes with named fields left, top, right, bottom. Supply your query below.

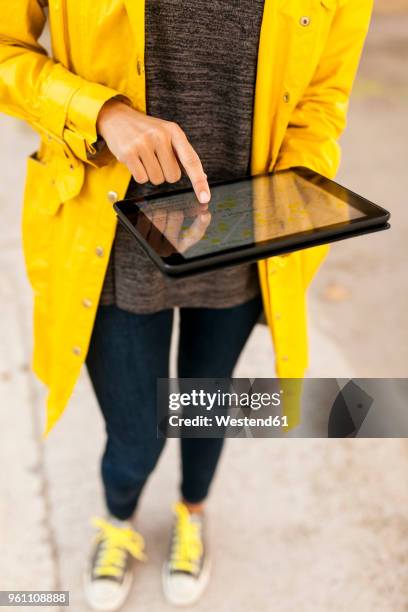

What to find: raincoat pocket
left=25, top=152, right=62, bottom=216
left=34, top=135, right=86, bottom=212
left=22, top=153, right=62, bottom=296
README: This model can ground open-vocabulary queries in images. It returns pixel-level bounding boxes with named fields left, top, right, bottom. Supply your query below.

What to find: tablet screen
left=116, top=169, right=388, bottom=264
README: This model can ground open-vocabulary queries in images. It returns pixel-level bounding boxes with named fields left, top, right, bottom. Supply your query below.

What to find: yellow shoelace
left=92, top=517, right=146, bottom=578
left=169, top=502, right=203, bottom=574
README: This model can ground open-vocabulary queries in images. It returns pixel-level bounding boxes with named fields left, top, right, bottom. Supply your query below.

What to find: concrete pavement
left=1, top=13, right=407, bottom=612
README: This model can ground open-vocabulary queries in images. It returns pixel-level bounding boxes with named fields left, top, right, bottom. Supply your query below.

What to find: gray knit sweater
left=100, top=0, right=265, bottom=313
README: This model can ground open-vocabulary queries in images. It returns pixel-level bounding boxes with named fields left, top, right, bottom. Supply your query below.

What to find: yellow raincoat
left=0, top=0, right=372, bottom=433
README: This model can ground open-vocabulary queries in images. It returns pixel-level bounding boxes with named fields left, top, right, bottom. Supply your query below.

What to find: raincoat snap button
left=107, top=190, right=118, bottom=203
left=283, top=92, right=290, bottom=103
left=282, top=355, right=289, bottom=362
left=95, top=246, right=105, bottom=257
left=82, top=298, right=93, bottom=308
left=72, top=346, right=81, bottom=356
left=299, top=16, right=311, bottom=26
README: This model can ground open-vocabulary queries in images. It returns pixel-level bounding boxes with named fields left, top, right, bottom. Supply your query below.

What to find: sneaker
left=84, top=516, right=146, bottom=611
left=162, top=502, right=211, bottom=606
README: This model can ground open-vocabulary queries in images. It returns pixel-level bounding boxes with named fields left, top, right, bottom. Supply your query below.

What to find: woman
left=0, top=0, right=372, bottom=609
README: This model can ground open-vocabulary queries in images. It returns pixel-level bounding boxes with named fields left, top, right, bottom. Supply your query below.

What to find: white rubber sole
left=162, top=558, right=212, bottom=607
left=83, top=569, right=133, bottom=612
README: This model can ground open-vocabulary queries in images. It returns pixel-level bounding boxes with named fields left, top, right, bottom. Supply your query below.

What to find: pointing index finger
left=170, top=128, right=211, bottom=205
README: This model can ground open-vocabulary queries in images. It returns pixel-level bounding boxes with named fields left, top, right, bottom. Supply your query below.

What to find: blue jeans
left=86, top=295, right=263, bottom=520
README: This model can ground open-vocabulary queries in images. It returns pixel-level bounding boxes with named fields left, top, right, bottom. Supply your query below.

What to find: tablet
left=113, top=168, right=390, bottom=277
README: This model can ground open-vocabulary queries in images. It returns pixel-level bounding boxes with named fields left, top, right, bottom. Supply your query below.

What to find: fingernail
left=199, top=191, right=210, bottom=204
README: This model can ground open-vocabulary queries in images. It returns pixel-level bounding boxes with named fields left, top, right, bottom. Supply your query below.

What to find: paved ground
left=1, top=13, right=407, bottom=612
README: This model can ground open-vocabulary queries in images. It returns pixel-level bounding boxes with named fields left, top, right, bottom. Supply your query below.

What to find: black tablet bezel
left=113, top=168, right=391, bottom=277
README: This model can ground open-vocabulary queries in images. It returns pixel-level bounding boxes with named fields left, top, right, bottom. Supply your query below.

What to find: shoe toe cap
left=85, top=578, right=127, bottom=611
left=165, top=573, right=199, bottom=605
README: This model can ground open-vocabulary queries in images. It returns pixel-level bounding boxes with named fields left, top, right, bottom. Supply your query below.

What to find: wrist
left=96, top=98, right=129, bottom=137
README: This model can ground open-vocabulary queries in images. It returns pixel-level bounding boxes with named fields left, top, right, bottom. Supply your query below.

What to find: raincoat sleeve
left=275, top=0, right=373, bottom=179
left=0, top=0, right=128, bottom=167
